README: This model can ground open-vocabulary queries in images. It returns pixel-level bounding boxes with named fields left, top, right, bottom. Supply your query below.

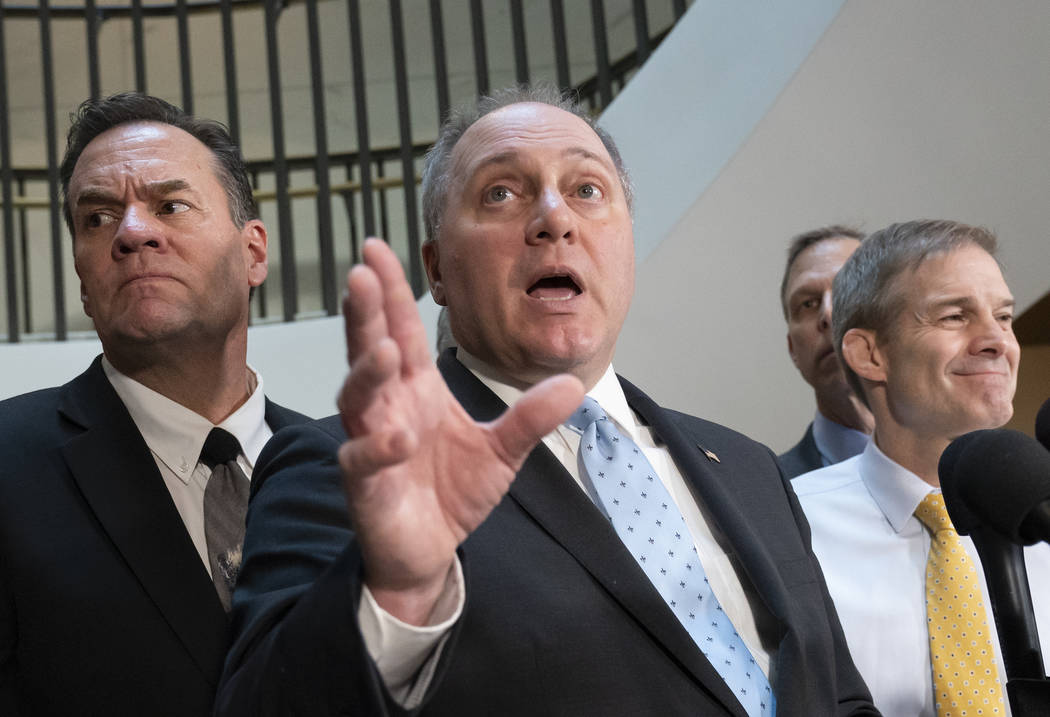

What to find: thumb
left=489, top=374, right=585, bottom=469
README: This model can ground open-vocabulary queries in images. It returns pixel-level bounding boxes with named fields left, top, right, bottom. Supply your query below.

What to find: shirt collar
left=454, top=349, right=636, bottom=437
left=812, top=410, right=870, bottom=465
left=857, top=439, right=937, bottom=533
left=102, top=357, right=269, bottom=483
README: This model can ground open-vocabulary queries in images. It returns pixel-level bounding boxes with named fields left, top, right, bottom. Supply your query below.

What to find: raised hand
left=337, top=239, right=583, bottom=625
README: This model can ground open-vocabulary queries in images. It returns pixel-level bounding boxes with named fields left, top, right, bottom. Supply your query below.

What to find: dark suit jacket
left=778, top=423, right=822, bottom=479
left=0, top=356, right=308, bottom=716
left=217, top=352, right=877, bottom=716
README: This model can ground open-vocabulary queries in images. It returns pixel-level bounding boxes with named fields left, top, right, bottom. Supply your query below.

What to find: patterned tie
left=914, top=493, right=1004, bottom=717
left=566, top=397, right=774, bottom=717
left=200, top=427, right=250, bottom=612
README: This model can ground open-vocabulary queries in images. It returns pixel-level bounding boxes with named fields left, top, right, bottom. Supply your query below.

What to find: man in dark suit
left=0, top=93, right=307, bottom=715
left=217, top=88, right=878, bottom=716
left=778, top=226, right=873, bottom=478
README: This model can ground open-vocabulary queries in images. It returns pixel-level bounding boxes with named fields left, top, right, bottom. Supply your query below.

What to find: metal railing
left=0, top=0, right=689, bottom=342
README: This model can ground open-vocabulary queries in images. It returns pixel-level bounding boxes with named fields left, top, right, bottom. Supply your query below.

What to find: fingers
left=337, top=335, right=401, bottom=434
left=489, top=374, right=585, bottom=469
left=343, top=260, right=388, bottom=365
left=361, top=238, right=433, bottom=371
left=338, top=427, right=418, bottom=484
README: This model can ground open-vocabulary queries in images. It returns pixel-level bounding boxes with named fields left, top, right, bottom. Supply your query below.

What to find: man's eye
left=576, top=183, right=602, bottom=199
left=159, top=200, right=190, bottom=215
left=84, top=212, right=117, bottom=229
left=486, top=186, right=512, bottom=203
left=800, top=298, right=819, bottom=310
left=941, top=313, right=965, bottom=323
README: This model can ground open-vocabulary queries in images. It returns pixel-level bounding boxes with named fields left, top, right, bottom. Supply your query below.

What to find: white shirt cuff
left=358, top=559, right=465, bottom=707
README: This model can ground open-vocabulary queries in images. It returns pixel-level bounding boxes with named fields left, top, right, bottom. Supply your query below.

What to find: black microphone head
left=938, top=433, right=983, bottom=535
left=1036, top=396, right=1050, bottom=451
left=939, top=428, right=1050, bottom=544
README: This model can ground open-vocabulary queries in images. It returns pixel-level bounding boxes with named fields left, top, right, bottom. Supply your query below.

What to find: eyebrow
left=73, top=179, right=193, bottom=209
left=926, top=295, right=1016, bottom=312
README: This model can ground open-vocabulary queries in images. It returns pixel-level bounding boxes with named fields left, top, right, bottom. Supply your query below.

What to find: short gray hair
left=420, top=84, right=633, bottom=245
left=831, top=219, right=1000, bottom=406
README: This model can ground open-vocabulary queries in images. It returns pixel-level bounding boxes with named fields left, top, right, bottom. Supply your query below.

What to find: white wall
left=613, top=0, right=1050, bottom=450
left=4, top=0, right=1049, bottom=446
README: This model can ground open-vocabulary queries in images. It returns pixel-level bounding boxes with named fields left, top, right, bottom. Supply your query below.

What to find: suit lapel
left=57, top=358, right=229, bottom=685
left=438, top=353, right=748, bottom=715
left=619, top=377, right=789, bottom=631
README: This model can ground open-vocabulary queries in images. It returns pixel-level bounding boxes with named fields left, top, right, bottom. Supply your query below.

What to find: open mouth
left=527, top=274, right=582, bottom=301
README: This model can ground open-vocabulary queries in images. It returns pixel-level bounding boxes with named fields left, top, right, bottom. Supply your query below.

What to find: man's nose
left=971, top=312, right=1013, bottom=357
left=818, top=291, right=833, bottom=332
left=112, top=206, right=164, bottom=258
left=526, top=188, right=576, bottom=245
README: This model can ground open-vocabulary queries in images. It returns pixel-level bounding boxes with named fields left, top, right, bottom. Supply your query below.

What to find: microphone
left=938, top=429, right=1049, bottom=690
left=939, top=429, right=1050, bottom=545
left=1036, top=397, right=1050, bottom=452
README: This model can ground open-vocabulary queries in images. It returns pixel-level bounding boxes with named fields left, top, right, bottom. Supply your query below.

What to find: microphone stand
left=969, top=526, right=1050, bottom=715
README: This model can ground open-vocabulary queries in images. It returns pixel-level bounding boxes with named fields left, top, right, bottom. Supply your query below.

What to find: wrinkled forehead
left=888, top=244, right=1011, bottom=315
left=448, top=102, right=615, bottom=185
left=72, top=121, right=217, bottom=188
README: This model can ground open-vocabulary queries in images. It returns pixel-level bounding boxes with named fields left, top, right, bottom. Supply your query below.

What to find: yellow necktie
left=914, top=493, right=1005, bottom=716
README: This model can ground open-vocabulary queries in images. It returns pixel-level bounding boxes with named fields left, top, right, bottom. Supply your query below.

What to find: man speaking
left=217, top=87, right=877, bottom=716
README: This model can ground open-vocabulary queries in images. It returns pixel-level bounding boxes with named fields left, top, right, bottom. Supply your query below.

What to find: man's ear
left=787, top=332, right=799, bottom=367
left=243, top=219, right=268, bottom=287
left=841, top=328, right=886, bottom=383
left=422, top=240, right=447, bottom=306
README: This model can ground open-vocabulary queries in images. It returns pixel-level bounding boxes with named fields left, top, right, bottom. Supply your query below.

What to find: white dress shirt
left=102, top=357, right=272, bottom=575
left=360, top=351, right=778, bottom=705
left=812, top=410, right=870, bottom=467
left=794, top=441, right=1050, bottom=717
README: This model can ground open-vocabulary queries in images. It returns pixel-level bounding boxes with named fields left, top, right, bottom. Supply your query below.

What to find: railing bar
left=589, top=0, right=612, bottom=108
left=376, top=161, right=390, bottom=241
left=632, top=0, right=650, bottom=65
left=17, top=179, right=29, bottom=332
left=341, top=183, right=359, bottom=265
left=549, top=0, right=570, bottom=89
left=388, top=0, right=423, bottom=294
left=469, top=0, right=489, bottom=96
left=219, top=0, right=241, bottom=145
left=305, top=0, right=337, bottom=316
left=131, top=0, right=147, bottom=93
left=263, top=0, right=297, bottom=321
left=428, top=0, right=450, bottom=122
left=0, top=5, right=19, bottom=342
left=509, top=0, right=529, bottom=85
left=85, top=0, right=101, bottom=99
left=347, top=0, right=375, bottom=238
left=175, top=0, right=193, bottom=113
left=39, top=1, right=66, bottom=340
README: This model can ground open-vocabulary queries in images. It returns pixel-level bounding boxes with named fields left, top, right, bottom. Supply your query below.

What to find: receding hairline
left=67, top=121, right=236, bottom=223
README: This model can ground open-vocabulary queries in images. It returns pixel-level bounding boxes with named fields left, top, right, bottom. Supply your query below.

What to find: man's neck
left=104, top=339, right=254, bottom=424
left=871, top=422, right=949, bottom=487
left=816, top=393, right=875, bottom=435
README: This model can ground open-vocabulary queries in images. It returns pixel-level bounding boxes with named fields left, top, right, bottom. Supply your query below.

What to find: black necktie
left=200, top=427, right=250, bottom=612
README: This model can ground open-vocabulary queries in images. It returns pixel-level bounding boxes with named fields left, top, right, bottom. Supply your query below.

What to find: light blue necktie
left=566, top=397, right=775, bottom=717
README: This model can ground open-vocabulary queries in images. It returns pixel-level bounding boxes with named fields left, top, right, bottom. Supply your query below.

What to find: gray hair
left=420, top=84, right=633, bottom=245
left=831, top=219, right=1000, bottom=406
left=780, top=224, right=864, bottom=318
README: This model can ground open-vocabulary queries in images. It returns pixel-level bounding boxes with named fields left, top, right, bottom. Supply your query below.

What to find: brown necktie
left=914, top=493, right=1005, bottom=716
left=200, top=427, right=250, bottom=612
